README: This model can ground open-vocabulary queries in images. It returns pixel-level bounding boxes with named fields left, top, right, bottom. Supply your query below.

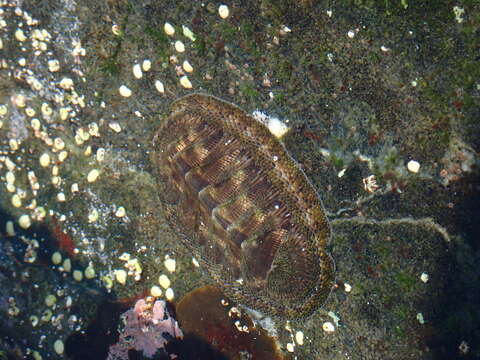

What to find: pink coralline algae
left=108, top=299, right=183, bottom=359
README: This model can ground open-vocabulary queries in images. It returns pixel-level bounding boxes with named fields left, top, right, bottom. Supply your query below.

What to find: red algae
left=176, top=285, right=288, bottom=360
left=51, top=216, right=76, bottom=257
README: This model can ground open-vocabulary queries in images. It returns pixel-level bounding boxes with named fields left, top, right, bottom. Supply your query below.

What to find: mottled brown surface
left=152, top=94, right=334, bottom=318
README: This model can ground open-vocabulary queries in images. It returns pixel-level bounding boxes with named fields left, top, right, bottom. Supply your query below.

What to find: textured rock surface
left=0, top=0, right=478, bottom=359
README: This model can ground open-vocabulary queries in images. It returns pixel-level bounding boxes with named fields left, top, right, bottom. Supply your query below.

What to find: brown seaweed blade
left=152, top=93, right=334, bottom=318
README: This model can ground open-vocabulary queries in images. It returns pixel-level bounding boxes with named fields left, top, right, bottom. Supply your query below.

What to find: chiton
left=152, top=94, right=334, bottom=318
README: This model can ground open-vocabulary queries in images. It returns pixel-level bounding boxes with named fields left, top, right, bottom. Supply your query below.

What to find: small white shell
left=179, top=75, right=192, bottom=89
left=132, top=63, right=142, bottom=79
left=174, top=40, right=185, bottom=53
left=218, top=4, right=230, bottom=19
left=118, top=85, right=132, bottom=97
left=182, top=60, right=193, bottom=73
left=155, top=80, right=165, bottom=94
left=164, top=22, right=175, bottom=36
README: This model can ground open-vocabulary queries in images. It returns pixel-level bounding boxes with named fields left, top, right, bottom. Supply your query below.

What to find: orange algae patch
left=176, top=285, right=287, bottom=360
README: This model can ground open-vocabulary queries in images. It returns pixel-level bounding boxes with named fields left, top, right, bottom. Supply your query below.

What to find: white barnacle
left=295, top=331, right=304, bottom=345
left=164, top=22, right=175, bottom=36
left=59, top=77, right=74, bottom=90
left=39, top=153, right=50, bottom=167
left=158, top=274, right=171, bottom=289
left=150, top=285, right=162, bottom=297
left=182, top=25, right=196, bottom=41
left=118, top=85, right=132, bottom=97
left=179, top=75, right=192, bottom=89
left=322, top=321, right=335, bottom=333
left=218, top=4, right=230, bottom=19
left=164, top=258, right=176, bottom=272
left=182, top=60, right=193, bottom=73
left=165, top=287, right=174, bottom=300
left=109, top=121, right=122, bottom=133
left=18, top=214, right=31, bottom=229
left=87, top=169, right=100, bottom=183
left=407, top=160, right=420, bottom=173
left=174, top=40, right=185, bottom=53
left=142, top=59, right=151, bottom=72
left=155, top=80, right=165, bottom=93
left=132, top=63, right=142, bottom=79
left=15, top=29, right=27, bottom=42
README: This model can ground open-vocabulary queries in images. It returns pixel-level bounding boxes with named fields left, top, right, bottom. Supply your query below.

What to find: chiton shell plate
left=152, top=94, right=334, bottom=318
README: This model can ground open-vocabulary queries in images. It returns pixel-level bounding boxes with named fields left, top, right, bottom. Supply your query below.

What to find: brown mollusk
left=152, top=94, right=334, bottom=318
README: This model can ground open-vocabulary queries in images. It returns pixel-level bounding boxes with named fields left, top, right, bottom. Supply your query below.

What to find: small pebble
left=286, top=343, right=295, bottom=353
